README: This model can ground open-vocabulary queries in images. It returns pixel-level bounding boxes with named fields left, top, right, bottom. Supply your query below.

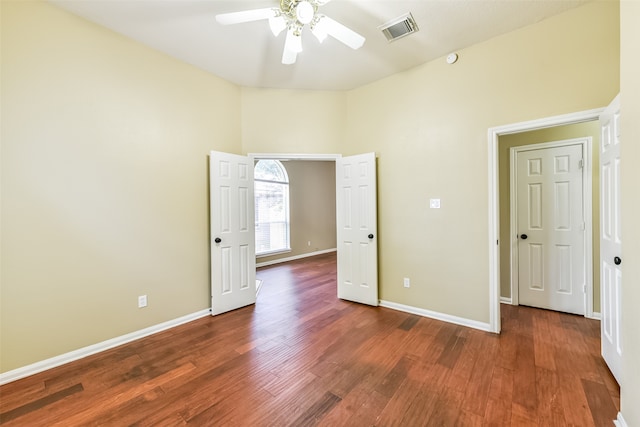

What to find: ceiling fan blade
left=282, top=28, right=302, bottom=64
left=282, top=47, right=298, bottom=65
left=317, top=15, right=365, bottom=50
left=216, top=8, right=276, bottom=25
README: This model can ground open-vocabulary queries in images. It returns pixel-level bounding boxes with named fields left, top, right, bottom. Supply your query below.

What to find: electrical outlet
left=308, top=241, right=311, bottom=246
left=403, top=278, right=410, bottom=288
left=138, top=295, right=148, bottom=308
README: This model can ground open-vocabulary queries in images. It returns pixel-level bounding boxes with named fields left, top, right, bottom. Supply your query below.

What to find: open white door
left=209, top=151, right=256, bottom=316
left=600, top=95, right=622, bottom=384
left=336, top=152, right=378, bottom=306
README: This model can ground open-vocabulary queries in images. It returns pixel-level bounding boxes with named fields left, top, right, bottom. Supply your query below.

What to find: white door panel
left=336, top=153, right=378, bottom=306
left=210, top=151, right=256, bottom=315
left=600, top=94, right=622, bottom=384
left=516, top=143, right=586, bottom=315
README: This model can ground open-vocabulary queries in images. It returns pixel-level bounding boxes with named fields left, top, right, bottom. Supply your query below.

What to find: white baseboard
left=587, top=311, right=601, bottom=320
left=256, top=248, right=336, bottom=268
left=379, top=300, right=492, bottom=333
left=614, top=412, right=628, bottom=427
left=0, top=309, right=211, bottom=386
left=500, top=297, right=512, bottom=304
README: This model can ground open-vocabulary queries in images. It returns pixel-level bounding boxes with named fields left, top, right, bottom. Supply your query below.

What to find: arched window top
left=255, top=160, right=289, bottom=183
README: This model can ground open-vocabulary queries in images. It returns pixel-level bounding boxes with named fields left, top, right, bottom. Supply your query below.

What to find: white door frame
left=487, top=107, right=604, bottom=333
left=509, top=138, right=593, bottom=316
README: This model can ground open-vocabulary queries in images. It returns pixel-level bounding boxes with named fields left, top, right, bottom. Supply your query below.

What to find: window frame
left=254, top=159, right=291, bottom=257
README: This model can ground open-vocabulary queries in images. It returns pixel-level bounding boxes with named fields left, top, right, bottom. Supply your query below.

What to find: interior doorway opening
left=250, top=155, right=338, bottom=271
left=250, top=155, right=338, bottom=299
left=501, top=127, right=597, bottom=317
left=488, top=108, right=605, bottom=333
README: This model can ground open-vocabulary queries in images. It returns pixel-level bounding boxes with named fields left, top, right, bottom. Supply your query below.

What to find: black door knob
left=614, top=256, right=622, bottom=265
left=368, top=234, right=374, bottom=239
left=214, top=237, right=222, bottom=244
left=520, top=234, right=528, bottom=240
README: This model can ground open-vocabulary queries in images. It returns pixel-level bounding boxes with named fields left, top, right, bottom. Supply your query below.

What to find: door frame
left=487, top=107, right=604, bottom=333
left=509, top=138, right=593, bottom=316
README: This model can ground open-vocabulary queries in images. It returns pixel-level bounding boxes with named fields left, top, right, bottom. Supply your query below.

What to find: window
left=254, top=160, right=290, bottom=256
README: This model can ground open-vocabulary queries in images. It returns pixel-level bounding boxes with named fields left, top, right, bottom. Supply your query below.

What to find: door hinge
left=579, top=159, right=584, bottom=169
left=583, top=285, right=587, bottom=293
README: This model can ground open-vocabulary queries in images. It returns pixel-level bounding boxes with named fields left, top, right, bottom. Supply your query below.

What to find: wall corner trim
left=0, top=309, right=211, bottom=386
left=379, top=300, right=493, bottom=333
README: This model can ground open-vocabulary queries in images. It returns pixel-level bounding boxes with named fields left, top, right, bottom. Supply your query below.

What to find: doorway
left=252, top=156, right=338, bottom=269
left=253, top=156, right=338, bottom=298
left=210, top=152, right=379, bottom=316
left=487, top=108, right=605, bottom=333
left=249, top=152, right=379, bottom=307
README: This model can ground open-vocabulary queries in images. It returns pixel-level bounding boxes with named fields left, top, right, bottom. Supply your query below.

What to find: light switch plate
left=138, top=295, right=148, bottom=308
left=430, top=198, right=441, bottom=209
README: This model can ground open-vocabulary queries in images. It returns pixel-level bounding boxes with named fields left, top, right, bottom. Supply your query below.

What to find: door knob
left=520, top=234, right=528, bottom=240
left=214, top=237, right=222, bottom=244
left=614, top=256, right=622, bottom=265
left=368, top=234, right=374, bottom=239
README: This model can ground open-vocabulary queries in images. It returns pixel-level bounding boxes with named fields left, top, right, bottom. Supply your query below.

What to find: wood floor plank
left=582, top=378, right=619, bottom=427
left=532, top=313, right=558, bottom=371
left=290, top=391, right=342, bottom=426
left=484, top=367, right=514, bottom=425
left=0, top=253, right=619, bottom=426
left=510, top=328, right=538, bottom=421
left=0, top=383, right=83, bottom=423
left=535, top=367, right=567, bottom=426
left=558, top=374, right=597, bottom=427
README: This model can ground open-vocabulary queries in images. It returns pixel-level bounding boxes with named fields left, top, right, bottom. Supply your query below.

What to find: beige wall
left=345, top=1, right=619, bottom=322
left=257, top=161, right=336, bottom=265
left=0, top=2, right=241, bottom=371
left=498, top=122, right=601, bottom=312
left=620, top=0, right=640, bottom=424
left=241, top=88, right=346, bottom=155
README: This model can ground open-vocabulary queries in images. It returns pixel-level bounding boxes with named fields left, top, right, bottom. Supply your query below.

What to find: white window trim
left=254, top=159, right=290, bottom=256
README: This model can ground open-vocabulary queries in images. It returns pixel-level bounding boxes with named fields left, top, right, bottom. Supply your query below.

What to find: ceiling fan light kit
left=216, top=0, right=365, bottom=65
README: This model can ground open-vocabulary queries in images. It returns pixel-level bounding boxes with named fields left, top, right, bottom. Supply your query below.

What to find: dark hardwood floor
left=0, top=252, right=619, bottom=426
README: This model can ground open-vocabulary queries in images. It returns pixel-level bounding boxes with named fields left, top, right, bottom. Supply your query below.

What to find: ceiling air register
left=379, top=12, right=419, bottom=42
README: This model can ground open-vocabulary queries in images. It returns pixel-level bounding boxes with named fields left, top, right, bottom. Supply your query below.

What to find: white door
left=209, top=151, right=256, bottom=315
left=336, top=153, right=378, bottom=306
left=516, top=143, right=586, bottom=314
left=600, top=95, right=622, bottom=384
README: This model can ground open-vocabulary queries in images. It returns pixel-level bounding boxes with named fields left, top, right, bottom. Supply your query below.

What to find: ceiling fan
left=215, top=0, right=365, bottom=65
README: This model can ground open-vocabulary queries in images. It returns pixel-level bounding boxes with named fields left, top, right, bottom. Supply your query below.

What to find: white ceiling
left=49, top=0, right=590, bottom=91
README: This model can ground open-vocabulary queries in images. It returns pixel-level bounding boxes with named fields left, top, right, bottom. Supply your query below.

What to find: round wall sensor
left=446, top=53, right=458, bottom=64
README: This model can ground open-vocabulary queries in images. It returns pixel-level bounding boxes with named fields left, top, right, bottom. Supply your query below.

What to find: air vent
left=379, top=12, right=419, bottom=42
